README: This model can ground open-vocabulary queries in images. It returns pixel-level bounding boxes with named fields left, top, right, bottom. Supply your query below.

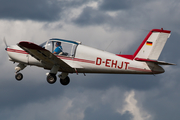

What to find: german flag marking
left=146, top=41, right=153, bottom=46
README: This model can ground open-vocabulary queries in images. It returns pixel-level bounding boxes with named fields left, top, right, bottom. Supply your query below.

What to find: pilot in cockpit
left=53, top=42, right=63, bottom=54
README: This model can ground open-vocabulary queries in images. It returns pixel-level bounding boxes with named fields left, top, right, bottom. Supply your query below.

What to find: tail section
left=133, top=29, right=171, bottom=60
left=116, top=28, right=175, bottom=65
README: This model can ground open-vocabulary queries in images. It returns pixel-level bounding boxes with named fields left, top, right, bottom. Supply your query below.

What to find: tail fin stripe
left=133, top=31, right=153, bottom=58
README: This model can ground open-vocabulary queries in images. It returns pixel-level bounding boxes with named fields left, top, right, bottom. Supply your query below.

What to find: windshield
left=39, top=42, right=47, bottom=48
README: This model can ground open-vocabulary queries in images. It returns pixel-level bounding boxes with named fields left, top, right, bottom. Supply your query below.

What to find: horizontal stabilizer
left=135, top=58, right=176, bottom=65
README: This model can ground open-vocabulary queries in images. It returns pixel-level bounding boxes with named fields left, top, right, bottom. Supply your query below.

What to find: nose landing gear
left=15, top=73, right=23, bottom=81
left=15, top=63, right=26, bottom=81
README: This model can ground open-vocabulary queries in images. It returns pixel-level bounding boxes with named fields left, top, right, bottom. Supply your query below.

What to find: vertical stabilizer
left=133, top=29, right=171, bottom=60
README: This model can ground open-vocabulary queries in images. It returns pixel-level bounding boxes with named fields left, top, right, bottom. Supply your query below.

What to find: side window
left=71, top=44, right=77, bottom=57
left=60, top=42, right=76, bottom=57
left=53, top=42, right=77, bottom=57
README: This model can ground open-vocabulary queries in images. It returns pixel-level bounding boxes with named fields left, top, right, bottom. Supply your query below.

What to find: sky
left=0, top=0, right=180, bottom=120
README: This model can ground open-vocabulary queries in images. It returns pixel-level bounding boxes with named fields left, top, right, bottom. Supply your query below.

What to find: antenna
left=104, top=39, right=115, bottom=51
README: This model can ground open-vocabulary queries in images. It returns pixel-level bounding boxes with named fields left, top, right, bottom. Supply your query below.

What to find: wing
left=18, top=41, right=74, bottom=72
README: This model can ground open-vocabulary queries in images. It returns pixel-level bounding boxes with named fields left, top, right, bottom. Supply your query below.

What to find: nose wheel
left=15, top=73, right=23, bottom=81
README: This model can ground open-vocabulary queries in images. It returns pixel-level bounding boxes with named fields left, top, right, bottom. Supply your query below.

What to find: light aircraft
left=5, top=28, right=175, bottom=85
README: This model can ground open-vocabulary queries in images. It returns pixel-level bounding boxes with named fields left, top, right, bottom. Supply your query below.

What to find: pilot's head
left=56, top=42, right=61, bottom=46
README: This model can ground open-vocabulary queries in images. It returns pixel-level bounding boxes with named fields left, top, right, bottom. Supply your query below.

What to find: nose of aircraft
left=152, top=65, right=165, bottom=74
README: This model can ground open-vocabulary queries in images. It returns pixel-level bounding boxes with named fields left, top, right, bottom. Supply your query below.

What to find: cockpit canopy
left=40, top=38, right=81, bottom=57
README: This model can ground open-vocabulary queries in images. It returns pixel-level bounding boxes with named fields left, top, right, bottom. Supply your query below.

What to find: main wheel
left=15, top=73, right=23, bottom=81
left=60, top=76, right=70, bottom=85
left=47, top=74, right=57, bottom=84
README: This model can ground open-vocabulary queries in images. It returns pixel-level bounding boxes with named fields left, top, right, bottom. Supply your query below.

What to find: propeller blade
left=3, top=37, right=8, bottom=50
left=3, top=37, right=8, bottom=48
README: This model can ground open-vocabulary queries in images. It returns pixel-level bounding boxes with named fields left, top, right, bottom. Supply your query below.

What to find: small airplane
left=5, top=28, right=175, bottom=85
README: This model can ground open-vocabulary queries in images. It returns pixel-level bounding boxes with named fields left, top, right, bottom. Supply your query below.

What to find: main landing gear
left=47, top=65, right=70, bottom=85
left=46, top=72, right=70, bottom=85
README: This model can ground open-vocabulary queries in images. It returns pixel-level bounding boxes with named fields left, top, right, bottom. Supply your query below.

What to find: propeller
left=3, top=37, right=8, bottom=50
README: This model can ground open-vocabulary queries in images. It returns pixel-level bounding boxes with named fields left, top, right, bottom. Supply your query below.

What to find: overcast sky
left=0, top=0, right=180, bottom=120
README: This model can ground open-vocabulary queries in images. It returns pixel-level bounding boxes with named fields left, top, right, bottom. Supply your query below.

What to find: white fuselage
left=7, top=44, right=164, bottom=74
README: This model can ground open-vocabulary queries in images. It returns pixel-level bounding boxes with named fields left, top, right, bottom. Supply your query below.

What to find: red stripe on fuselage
left=7, top=48, right=95, bottom=64
left=57, top=56, right=95, bottom=64
left=7, top=48, right=28, bottom=54
left=128, top=67, right=152, bottom=72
